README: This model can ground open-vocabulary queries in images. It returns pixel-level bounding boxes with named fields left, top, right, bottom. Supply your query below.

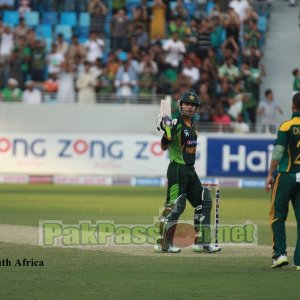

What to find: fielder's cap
left=8, top=78, right=18, bottom=86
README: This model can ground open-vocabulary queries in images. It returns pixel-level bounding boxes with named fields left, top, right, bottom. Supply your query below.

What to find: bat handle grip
left=165, top=126, right=172, bottom=141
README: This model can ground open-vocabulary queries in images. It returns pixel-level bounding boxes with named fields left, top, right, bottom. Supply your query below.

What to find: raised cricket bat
left=160, top=96, right=172, bottom=140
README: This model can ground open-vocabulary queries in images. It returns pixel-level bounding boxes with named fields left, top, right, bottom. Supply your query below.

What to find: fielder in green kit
left=155, top=91, right=221, bottom=253
left=266, top=92, right=300, bottom=269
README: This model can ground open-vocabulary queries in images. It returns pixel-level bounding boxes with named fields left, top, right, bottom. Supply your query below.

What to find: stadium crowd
left=0, top=0, right=274, bottom=131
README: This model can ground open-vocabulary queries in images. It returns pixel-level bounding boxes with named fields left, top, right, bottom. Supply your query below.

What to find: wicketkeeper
left=155, top=91, right=221, bottom=253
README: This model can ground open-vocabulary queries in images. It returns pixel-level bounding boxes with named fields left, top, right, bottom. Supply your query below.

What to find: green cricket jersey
left=276, top=112, right=300, bottom=172
left=168, top=114, right=198, bottom=166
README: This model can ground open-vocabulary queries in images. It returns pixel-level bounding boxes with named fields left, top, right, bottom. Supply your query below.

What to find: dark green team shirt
left=276, top=111, right=300, bottom=173
left=168, top=114, right=198, bottom=165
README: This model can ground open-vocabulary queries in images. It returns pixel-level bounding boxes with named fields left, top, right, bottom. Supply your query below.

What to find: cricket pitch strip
left=0, top=224, right=288, bottom=258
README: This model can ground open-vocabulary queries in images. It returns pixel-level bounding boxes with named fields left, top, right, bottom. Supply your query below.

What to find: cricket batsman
left=155, top=91, right=221, bottom=253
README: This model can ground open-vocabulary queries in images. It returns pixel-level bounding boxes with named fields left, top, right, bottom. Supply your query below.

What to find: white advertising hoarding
left=0, top=133, right=207, bottom=176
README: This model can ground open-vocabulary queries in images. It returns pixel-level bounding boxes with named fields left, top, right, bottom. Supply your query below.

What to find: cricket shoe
left=291, top=265, right=300, bottom=271
left=154, top=244, right=181, bottom=253
left=271, top=254, right=289, bottom=268
left=192, top=244, right=221, bottom=253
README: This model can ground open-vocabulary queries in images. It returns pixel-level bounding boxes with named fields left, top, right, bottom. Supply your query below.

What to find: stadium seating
left=24, top=11, right=40, bottom=27
left=3, top=10, right=19, bottom=26
left=60, top=12, right=77, bottom=27
left=185, top=2, right=196, bottom=17
left=54, top=24, right=72, bottom=41
left=126, top=0, right=140, bottom=19
left=206, top=1, right=215, bottom=16
left=257, top=16, right=268, bottom=44
left=76, top=26, right=89, bottom=43
left=78, top=12, right=90, bottom=27
left=36, top=24, right=53, bottom=39
left=42, top=11, right=58, bottom=25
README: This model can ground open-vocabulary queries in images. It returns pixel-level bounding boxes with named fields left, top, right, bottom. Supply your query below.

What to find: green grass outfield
left=0, top=185, right=300, bottom=299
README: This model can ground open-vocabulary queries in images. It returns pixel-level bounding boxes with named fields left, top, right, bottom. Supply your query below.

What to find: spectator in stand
left=132, top=2, right=150, bottom=33
left=57, top=62, right=76, bottom=103
left=201, top=56, right=218, bottom=84
left=72, top=54, right=85, bottom=76
left=30, top=38, right=47, bottom=83
left=150, top=0, right=167, bottom=41
left=55, top=34, right=69, bottom=56
left=168, top=16, right=189, bottom=40
left=26, top=28, right=37, bottom=49
left=47, top=43, right=65, bottom=75
left=183, top=51, right=201, bottom=69
left=112, top=0, right=126, bottom=14
left=139, top=52, right=158, bottom=76
left=0, top=17, right=4, bottom=34
left=196, top=17, right=213, bottom=61
left=139, top=64, right=156, bottom=96
left=8, top=48, right=23, bottom=88
left=229, top=0, right=250, bottom=22
left=210, top=15, right=225, bottom=56
left=223, top=8, right=241, bottom=45
left=76, top=60, right=97, bottom=103
left=240, top=60, right=261, bottom=102
left=15, top=35, right=31, bottom=86
left=18, top=0, right=31, bottom=17
left=114, top=60, right=138, bottom=102
left=0, top=78, right=22, bottom=102
left=218, top=57, right=240, bottom=83
left=168, top=16, right=189, bottom=41
left=0, top=26, right=14, bottom=86
left=232, top=112, right=250, bottom=133
left=212, top=103, right=232, bottom=131
left=126, top=51, right=140, bottom=77
left=171, top=0, right=189, bottom=20
left=185, top=18, right=199, bottom=54
left=244, top=6, right=259, bottom=23
left=242, top=45, right=261, bottom=68
left=85, top=31, right=105, bottom=63
left=163, top=31, right=186, bottom=70
left=198, top=82, right=212, bottom=104
left=14, top=17, right=28, bottom=38
left=149, top=41, right=166, bottom=74
left=90, top=58, right=103, bottom=79
left=194, top=103, right=213, bottom=125
left=292, top=68, right=300, bottom=93
left=43, top=72, right=59, bottom=102
left=130, top=25, right=149, bottom=51
left=110, top=9, right=131, bottom=51
left=106, top=52, right=120, bottom=80
left=221, top=35, right=240, bottom=64
left=88, top=0, right=107, bottom=36
left=227, top=80, right=246, bottom=121
left=67, top=35, right=87, bottom=64
left=257, top=89, right=283, bottom=133
left=97, top=66, right=114, bottom=96
left=172, top=73, right=192, bottom=95
left=182, top=58, right=200, bottom=86
left=216, top=78, right=233, bottom=110
left=244, top=19, right=261, bottom=50
left=22, top=80, right=42, bottom=104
